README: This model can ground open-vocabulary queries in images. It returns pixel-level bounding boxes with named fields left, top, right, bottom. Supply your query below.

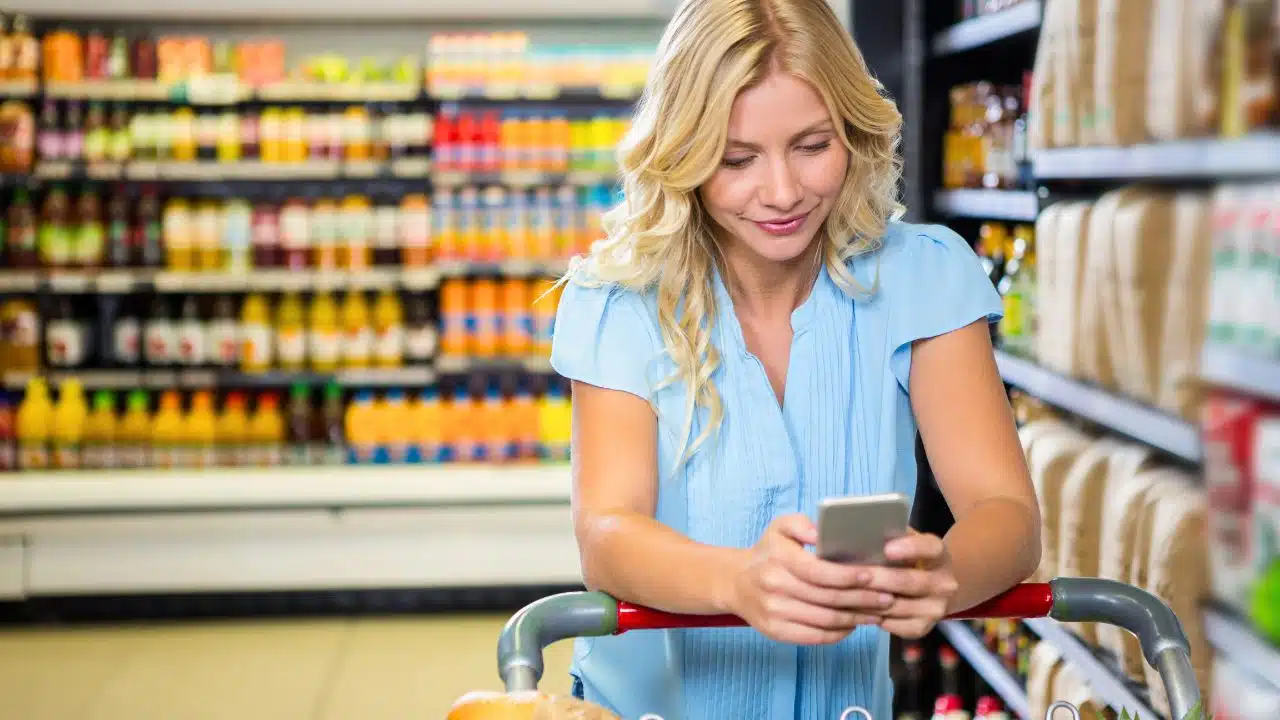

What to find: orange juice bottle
left=171, top=108, right=197, bottom=163
left=379, top=390, right=410, bottom=464
left=440, top=279, right=469, bottom=357
left=400, top=194, right=432, bottom=267
left=500, top=113, right=520, bottom=171
left=275, top=291, right=307, bottom=372
left=16, top=377, right=52, bottom=471
left=530, top=188, right=556, bottom=260
left=186, top=390, right=217, bottom=468
left=501, top=278, right=532, bottom=357
left=457, top=187, right=482, bottom=261
left=51, top=378, right=88, bottom=470
left=548, top=113, right=570, bottom=173
left=525, top=114, right=547, bottom=172
left=240, top=292, right=274, bottom=373
left=151, top=390, right=185, bottom=470
left=340, top=290, right=373, bottom=369
left=248, top=392, right=285, bottom=467
left=480, top=187, right=507, bottom=263
left=507, top=188, right=530, bottom=261
left=118, top=390, right=151, bottom=469
left=471, top=278, right=499, bottom=357
left=372, top=289, right=405, bottom=368
left=216, top=392, right=250, bottom=467
left=531, top=278, right=560, bottom=357
left=343, top=107, right=371, bottom=161
left=480, top=379, right=507, bottom=462
left=194, top=199, right=222, bottom=271
left=410, top=387, right=442, bottom=463
left=163, top=197, right=194, bottom=271
left=449, top=384, right=479, bottom=463
left=345, top=390, right=376, bottom=464
left=511, top=379, right=539, bottom=461
left=339, top=194, right=372, bottom=270
left=83, top=390, right=118, bottom=470
left=259, top=108, right=283, bottom=164
left=284, top=107, right=307, bottom=163
left=308, top=291, right=342, bottom=372
left=433, top=189, right=458, bottom=261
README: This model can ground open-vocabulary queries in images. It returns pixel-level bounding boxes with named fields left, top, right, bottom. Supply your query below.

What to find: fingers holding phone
left=727, top=514, right=888, bottom=646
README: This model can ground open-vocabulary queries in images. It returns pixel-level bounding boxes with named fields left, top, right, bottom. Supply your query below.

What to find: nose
left=761, top=156, right=803, bottom=212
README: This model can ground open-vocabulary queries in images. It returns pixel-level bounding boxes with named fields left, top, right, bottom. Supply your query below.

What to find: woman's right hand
left=724, top=514, right=894, bottom=645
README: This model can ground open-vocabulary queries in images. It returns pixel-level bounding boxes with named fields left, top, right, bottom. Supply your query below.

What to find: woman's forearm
left=942, top=496, right=1042, bottom=613
left=578, top=509, right=748, bottom=615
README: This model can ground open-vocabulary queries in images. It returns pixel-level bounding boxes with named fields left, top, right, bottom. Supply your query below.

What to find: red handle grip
left=614, top=582, right=1053, bottom=633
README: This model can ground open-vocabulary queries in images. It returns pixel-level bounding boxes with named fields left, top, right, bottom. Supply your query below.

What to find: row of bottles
left=0, top=375, right=573, bottom=472
left=433, top=107, right=628, bottom=174
left=39, top=290, right=437, bottom=373
left=433, top=183, right=611, bottom=263
left=440, top=278, right=560, bottom=359
left=975, top=222, right=1037, bottom=355
left=38, top=101, right=434, bottom=165
left=425, top=32, right=652, bottom=97
left=894, top=642, right=1013, bottom=720
left=943, top=78, right=1033, bottom=192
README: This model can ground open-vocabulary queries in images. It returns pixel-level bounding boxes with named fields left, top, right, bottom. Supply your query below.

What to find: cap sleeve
left=887, top=224, right=1004, bottom=392
left=550, top=280, right=663, bottom=401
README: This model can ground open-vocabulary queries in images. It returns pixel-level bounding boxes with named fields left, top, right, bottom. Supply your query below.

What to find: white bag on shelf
left=1051, top=0, right=1082, bottom=147
left=1032, top=202, right=1066, bottom=368
left=1029, top=427, right=1092, bottom=583
left=1157, top=190, right=1213, bottom=421
left=1094, top=0, right=1155, bottom=146
left=1047, top=201, right=1095, bottom=378
left=1056, top=438, right=1123, bottom=643
left=1146, top=0, right=1227, bottom=140
left=1077, top=188, right=1138, bottom=388
left=1096, top=465, right=1160, bottom=673
left=1109, top=189, right=1176, bottom=404
left=1028, top=0, right=1060, bottom=151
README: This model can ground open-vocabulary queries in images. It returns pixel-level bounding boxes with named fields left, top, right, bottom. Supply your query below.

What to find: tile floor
left=0, top=614, right=575, bottom=720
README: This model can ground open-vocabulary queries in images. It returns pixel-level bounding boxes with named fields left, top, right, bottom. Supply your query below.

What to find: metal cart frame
left=493, top=577, right=1202, bottom=719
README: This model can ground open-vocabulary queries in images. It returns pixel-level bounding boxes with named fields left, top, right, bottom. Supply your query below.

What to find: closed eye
left=721, top=155, right=754, bottom=169
left=799, top=140, right=831, bottom=154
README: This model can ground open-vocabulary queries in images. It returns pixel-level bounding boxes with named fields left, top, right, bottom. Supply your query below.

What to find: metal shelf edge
left=932, top=189, right=1040, bottom=221
left=1203, top=606, right=1280, bottom=690
left=1201, top=345, right=1280, bottom=403
left=931, top=0, right=1042, bottom=56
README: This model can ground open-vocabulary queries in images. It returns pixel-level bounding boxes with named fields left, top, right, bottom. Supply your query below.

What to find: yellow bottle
left=379, top=390, right=410, bottom=463
left=537, top=379, right=571, bottom=462
left=83, top=390, right=118, bottom=470
left=118, top=390, right=152, bottom=469
left=171, top=107, right=197, bottom=163
left=408, top=388, right=442, bottom=463
left=372, top=288, right=405, bottom=368
left=216, top=392, right=250, bottom=468
left=308, top=291, right=342, bottom=372
left=186, top=391, right=218, bottom=469
left=340, top=290, right=373, bottom=369
left=163, top=197, right=194, bottom=272
left=345, top=391, right=377, bottom=464
left=151, top=390, right=186, bottom=470
left=51, top=378, right=88, bottom=470
left=248, top=393, right=285, bottom=467
left=16, top=377, right=53, bottom=471
left=275, top=292, right=307, bottom=372
left=240, top=292, right=274, bottom=373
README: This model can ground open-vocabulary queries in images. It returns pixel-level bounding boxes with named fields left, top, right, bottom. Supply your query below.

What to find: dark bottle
left=895, top=644, right=924, bottom=720
left=135, top=188, right=164, bottom=268
left=143, top=295, right=175, bottom=368
left=39, top=184, right=72, bottom=269
left=105, top=188, right=131, bottom=267
left=320, top=380, right=345, bottom=466
left=37, top=99, right=61, bottom=162
left=403, top=292, right=437, bottom=365
left=5, top=186, right=37, bottom=269
left=175, top=296, right=206, bottom=368
left=111, top=294, right=142, bottom=368
left=73, top=189, right=105, bottom=269
left=206, top=295, right=240, bottom=369
left=62, top=101, right=84, bottom=162
left=287, top=382, right=313, bottom=466
left=83, top=101, right=109, bottom=164
left=133, top=36, right=157, bottom=80
left=46, top=298, right=87, bottom=369
left=107, top=104, right=131, bottom=163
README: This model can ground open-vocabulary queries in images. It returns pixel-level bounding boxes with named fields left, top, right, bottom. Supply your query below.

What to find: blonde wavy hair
left=563, top=0, right=904, bottom=465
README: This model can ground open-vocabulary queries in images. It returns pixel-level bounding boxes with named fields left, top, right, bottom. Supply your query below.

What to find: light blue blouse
left=549, top=220, right=1004, bottom=720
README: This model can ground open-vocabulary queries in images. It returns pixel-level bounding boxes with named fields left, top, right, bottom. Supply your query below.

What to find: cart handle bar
left=616, top=581, right=1054, bottom=632
left=497, top=577, right=1202, bottom=719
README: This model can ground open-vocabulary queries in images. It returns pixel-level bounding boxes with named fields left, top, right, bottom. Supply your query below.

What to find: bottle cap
left=258, top=392, right=279, bottom=410
left=290, top=381, right=310, bottom=401
left=933, top=695, right=964, bottom=714
left=323, top=380, right=342, bottom=402
left=976, top=696, right=1003, bottom=715
left=127, top=389, right=149, bottom=410
left=92, top=390, right=114, bottom=411
left=385, top=389, right=405, bottom=403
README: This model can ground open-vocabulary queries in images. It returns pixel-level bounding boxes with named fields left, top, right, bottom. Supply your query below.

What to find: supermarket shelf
left=0, top=465, right=578, bottom=598
left=994, top=350, right=1202, bottom=463
left=931, top=0, right=1042, bottom=56
left=1033, top=134, right=1280, bottom=180
left=1, top=366, right=437, bottom=391
left=1204, top=605, right=1280, bottom=690
left=1201, top=345, right=1280, bottom=403
left=1024, top=618, right=1158, bottom=720
left=0, top=463, right=568, bottom=515
left=937, top=621, right=1031, bottom=718
left=33, top=158, right=432, bottom=182
left=431, top=169, right=617, bottom=188
left=153, top=268, right=437, bottom=292
left=431, top=85, right=640, bottom=103
left=436, top=355, right=555, bottom=375
left=0, top=271, right=40, bottom=293
left=932, top=189, right=1039, bottom=221
left=0, top=79, right=38, bottom=97
left=435, top=258, right=568, bottom=277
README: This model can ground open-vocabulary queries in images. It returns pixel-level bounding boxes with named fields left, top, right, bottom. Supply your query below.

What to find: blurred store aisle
left=0, top=614, right=575, bottom=720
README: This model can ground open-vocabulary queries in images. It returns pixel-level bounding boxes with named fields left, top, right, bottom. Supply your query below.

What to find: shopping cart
left=489, top=577, right=1202, bottom=720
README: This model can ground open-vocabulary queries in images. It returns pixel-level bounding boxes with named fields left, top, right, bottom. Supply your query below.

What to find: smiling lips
left=753, top=211, right=810, bottom=236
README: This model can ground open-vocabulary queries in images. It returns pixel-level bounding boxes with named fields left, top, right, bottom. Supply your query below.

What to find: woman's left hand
left=859, top=532, right=959, bottom=639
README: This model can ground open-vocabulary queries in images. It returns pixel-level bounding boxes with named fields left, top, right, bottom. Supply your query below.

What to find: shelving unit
left=1201, top=345, right=1280, bottom=403
left=1033, top=135, right=1280, bottom=181
left=994, top=350, right=1202, bottom=463
left=1203, top=606, right=1280, bottom=691
left=932, top=189, right=1039, bottom=221
left=937, top=621, right=1031, bottom=718
left=930, top=0, right=1042, bottom=56
left=1024, top=619, right=1158, bottom=720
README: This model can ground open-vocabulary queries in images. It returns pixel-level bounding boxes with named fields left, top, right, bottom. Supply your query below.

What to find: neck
left=718, top=235, right=822, bottom=323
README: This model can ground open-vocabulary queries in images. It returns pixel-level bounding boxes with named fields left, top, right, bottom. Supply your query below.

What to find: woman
left=549, top=0, right=1041, bottom=717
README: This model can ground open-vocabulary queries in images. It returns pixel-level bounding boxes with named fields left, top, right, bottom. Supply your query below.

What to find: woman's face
left=699, top=69, right=850, bottom=267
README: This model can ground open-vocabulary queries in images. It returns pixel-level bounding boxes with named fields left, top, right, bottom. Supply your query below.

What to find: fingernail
left=878, top=594, right=893, bottom=607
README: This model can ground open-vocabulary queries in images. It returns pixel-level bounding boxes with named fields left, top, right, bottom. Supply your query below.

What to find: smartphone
left=816, top=492, right=911, bottom=565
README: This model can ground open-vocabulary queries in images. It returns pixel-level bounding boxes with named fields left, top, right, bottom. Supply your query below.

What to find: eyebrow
left=725, top=120, right=836, bottom=151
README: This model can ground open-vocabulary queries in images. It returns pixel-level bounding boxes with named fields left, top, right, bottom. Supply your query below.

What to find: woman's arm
left=570, top=380, right=742, bottom=615
left=909, top=319, right=1042, bottom=612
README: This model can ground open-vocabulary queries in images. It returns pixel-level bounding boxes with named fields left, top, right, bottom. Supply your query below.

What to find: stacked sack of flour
left=1018, top=417, right=1212, bottom=719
